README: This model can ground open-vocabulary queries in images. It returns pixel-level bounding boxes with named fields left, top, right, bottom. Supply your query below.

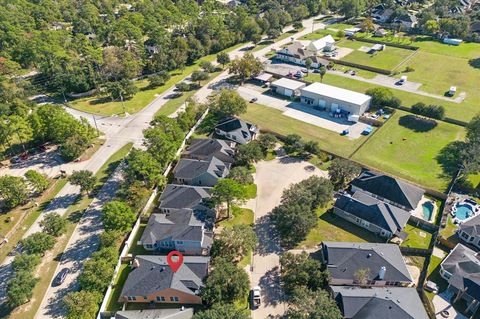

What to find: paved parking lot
left=238, top=84, right=370, bottom=138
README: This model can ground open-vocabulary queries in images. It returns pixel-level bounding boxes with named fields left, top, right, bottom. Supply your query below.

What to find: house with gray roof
left=140, top=209, right=213, bottom=255
left=351, top=170, right=424, bottom=211
left=333, top=190, right=411, bottom=238
left=182, top=138, right=236, bottom=164
left=173, top=156, right=230, bottom=187
left=331, top=286, right=428, bottom=319
left=214, top=117, right=258, bottom=145
left=158, top=184, right=214, bottom=217
left=119, top=255, right=209, bottom=305
left=458, top=214, right=480, bottom=249
left=319, top=242, right=413, bottom=287
left=440, top=243, right=480, bottom=315
left=115, top=308, right=194, bottom=319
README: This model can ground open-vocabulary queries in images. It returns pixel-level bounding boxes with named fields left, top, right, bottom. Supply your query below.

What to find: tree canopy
left=102, top=201, right=136, bottom=234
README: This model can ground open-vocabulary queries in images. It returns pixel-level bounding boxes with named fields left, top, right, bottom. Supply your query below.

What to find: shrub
left=411, top=102, right=445, bottom=120
left=404, top=66, right=415, bottom=72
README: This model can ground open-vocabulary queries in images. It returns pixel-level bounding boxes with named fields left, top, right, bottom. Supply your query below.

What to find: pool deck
left=412, top=196, right=438, bottom=223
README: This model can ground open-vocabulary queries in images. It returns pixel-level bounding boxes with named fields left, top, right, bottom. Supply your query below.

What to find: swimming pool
left=422, top=202, right=435, bottom=221
left=455, top=204, right=475, bottom=221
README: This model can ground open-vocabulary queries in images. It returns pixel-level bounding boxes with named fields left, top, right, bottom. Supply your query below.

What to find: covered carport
left=270, top=78, right=306, bottom=97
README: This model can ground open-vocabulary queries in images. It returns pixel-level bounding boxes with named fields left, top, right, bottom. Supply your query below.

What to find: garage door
left=319, top=99, right=326, bottom=109
left=284, top=88, right=293, bottom=97
left=331, top=103, right=338, bottom=112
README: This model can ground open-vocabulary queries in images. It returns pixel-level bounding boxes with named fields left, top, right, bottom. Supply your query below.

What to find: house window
left=128, top=296, right=137, bottom=301
left=156, top=296, right=165, bottom=302
left=143, top=296, right=148, bottom=300
left=461, top=232, right=470, bottom=240
left=176, top=241, right=183, bottom=244
left=170, top=296, right=179, bottom=302
left=232, top=135, right=237, bottom=140
left=145, top=244, right=152, bottom=249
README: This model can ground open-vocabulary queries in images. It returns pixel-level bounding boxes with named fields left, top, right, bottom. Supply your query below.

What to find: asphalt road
left=0, top=14, right=327, bottom=319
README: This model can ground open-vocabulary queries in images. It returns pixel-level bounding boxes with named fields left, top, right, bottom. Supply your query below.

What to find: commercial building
left=271, top=78, right=306, bottom=97
left=300, top=82, right=371, bottom=116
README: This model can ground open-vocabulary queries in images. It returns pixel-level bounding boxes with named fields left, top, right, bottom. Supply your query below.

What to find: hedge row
left=351, top=36, right=420, bottom=51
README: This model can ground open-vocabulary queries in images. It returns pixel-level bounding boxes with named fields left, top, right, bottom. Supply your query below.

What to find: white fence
left=96, top=109, right=210, bottom=319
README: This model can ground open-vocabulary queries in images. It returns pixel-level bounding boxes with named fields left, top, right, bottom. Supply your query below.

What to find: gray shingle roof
left=159, top=185, right=212, bottom=210
left=321, top=242, right=413, bottom=283
left=215, top=117, right=258, bottom=141
left=332, top=286, right=429, bottom=319
left=115, top=308, right=194, bottom=319
left=335, top=191, right=410, bottom=235
left=441, top=244, right=480, bottom=300
left=184, top=138, right=235, bottom=163
left=120, top=255, right=209, bottom=298
left=173, top=157, right=230, bottom=180
left=140, top=209, right=213, bottom=246
left=458, top=214, right=480, bottom=238
left=351, top=171, right=424, bottom=210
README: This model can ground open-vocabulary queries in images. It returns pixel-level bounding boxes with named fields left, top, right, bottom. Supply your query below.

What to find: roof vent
left=367, top=253, right=372, bottom=258
left=160, top=267, right=165, bottom=272
left=378, top=266, right=387, bottom=280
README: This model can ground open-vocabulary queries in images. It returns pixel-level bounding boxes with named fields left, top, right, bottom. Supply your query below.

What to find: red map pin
left=166, top=250, right=184, bottom=273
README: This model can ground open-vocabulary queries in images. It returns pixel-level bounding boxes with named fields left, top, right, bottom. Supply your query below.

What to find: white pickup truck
left=251, top=286, right=261, bottom=309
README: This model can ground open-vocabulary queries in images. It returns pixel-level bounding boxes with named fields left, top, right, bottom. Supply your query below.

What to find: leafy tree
left=125, top=148, right=165, bottom=187
left=12, top=254, right=41, bottom=272
left=212, top=225, right=257, bottom=263
left=40, top=212, right=67, bottom=237
left=200, top=61, right=216, bottom=73
left=327, top=158, right=361, bottom=190
left=191, top=70, right=209, bottom=86
left=102, top=201, right=136, bottom=234
left=104, top=79, right=138, bottom=101
left=271, top=202, right=317, bottom=247
left=235, top=142, right=264, bottom=166
left=304, top=140, right=322, bottom=156
left=21, top=232, right=55, bottom=256
left=211, top=89, right=247, bottom=118
left=365, top=87, right=401, bottom=109
left=175, top=82, right=191, bottom=92
left=286, top=287, right=342, bottom=319
left=339, top=0, right=365, bottom=18
left=411, top=102, right=445, bottom=120
left=280, top=252, right=330, bottom=295
left=229, top=52, right=263, bottom=83
left=69, top=170, right=96, bottom=195
left=217, top=52, right=231, bottom=68
left=24, top=170, right=49, bottom=193
left=63, top=291, right=101, bottom=319
left=228, top=166, right=254, bottom=185
left=354, top=268, right=371, bottom=286
left=6, top=270, right=38, bottom=308
left=361, top=17, right=375, bottom=32
left=78, top=257, right=115, bottom=292
left=293, top=21, right=304, bottom=30
left=257, top=133, right=277, bottom=153
left=0, top=175, right=28, bottom=210
left=201, top=258, right=249, bottom=305
left=284, top=134, right=305, bottom=155
left=212, top=179, right=248, bottom=219
left=305, top=58, right=313, bottom=72
left=99, top=230, right=122, bottom=248
left=193, top=303, right=250, bottom=319
left=60, top=134, right=90, bottom=161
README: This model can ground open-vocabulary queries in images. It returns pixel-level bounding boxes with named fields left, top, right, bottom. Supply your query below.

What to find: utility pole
left=92, top=114, right=100, bottom=136
left=119, top=92, right=126, bottom=116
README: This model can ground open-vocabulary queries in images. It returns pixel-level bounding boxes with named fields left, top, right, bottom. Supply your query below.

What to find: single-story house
left=319, top=242, right=413, bottom=287
left=275, top=42, right=327, bottom=69
left=214, top=117, right=258, bottom=144
left=372, top=8, right=394, bottom=23
left=345, top=27, right=361, bottom=36
left=115, top=308, right=194, bottom=319
left=158, top=184, right=214, bottom=217
left=306, top=35, right=336, bottom=54
left=271, top=78, right=306, bottom=97
left=300, top=82, right=371, bottom=116
left=394, top=14, right=418, bottom=30
left=439, top=243, right=480, bottom=315
left=458, top=214, right=480, bottom=249
left=182, top=138, right=235, bottom=164
left=119, top=255, right=209, bottom=305
left=140, top=209, right=214, bottom=255
left=253, top=73, right=274, bottom=84
left=173, top=156, right=230, bottom=187
left=331, top=286, right=429, bottom=319
left=350, top=170, right=425, bottom=211
left=443, top=38, right=463, bottom=45
left=374, top=28, right=388, bottom=37
left=333, top=190, right=411, bottom=239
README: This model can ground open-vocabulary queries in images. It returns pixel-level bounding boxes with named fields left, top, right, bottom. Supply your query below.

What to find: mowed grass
left=351, top=110, right=465, bottom=191
left=338, top=39, right=415, bottom=70
left=239, top=103, right=367, bottom=158
left=305, top=73, right=477, bottom=123
left=401, top=223, right=433, bottom=249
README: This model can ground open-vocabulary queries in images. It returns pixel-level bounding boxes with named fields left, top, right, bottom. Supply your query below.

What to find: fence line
left=97, top=108, right=210, bottom=319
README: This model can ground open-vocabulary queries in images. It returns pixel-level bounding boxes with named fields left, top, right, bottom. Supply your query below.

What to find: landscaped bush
left=411, top=102, right=445, bottom=120
left=366, top=87, right=402, bottom=110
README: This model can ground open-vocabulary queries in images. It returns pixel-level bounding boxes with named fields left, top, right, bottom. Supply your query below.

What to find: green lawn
left=219, top=207, right=254, bottom=228
left=301, top=28, right=341, bottom=41
left=351, top=110, right=465, bottom=191
left=239, top=103, right=368, bottom=158
left=245, top=183, right=257, bottom=199
left=128, top=224, right=149, bottom=256
left=297, top=205, right=382, bottom=249
left=425, top=255, right=448, bottom=302
left=401, top=223, right=433, bottom=249
left=106, top=264, right=132, bottom=311
left=338, top=39, right=415, bottom=71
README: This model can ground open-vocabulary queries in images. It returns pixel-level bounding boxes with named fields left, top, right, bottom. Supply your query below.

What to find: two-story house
left=457, top=214, right=480, bottom=249
left=172, top=156, right=230, bottom=187
left=158, top=184, right=214, bottom=217
left=182, top=138, right=236, bottom=164
left=214, top=117, right=258, bottom=145
left=319, top=242, right=413, bottom=287
left=140, top=209, right=213, bottom=255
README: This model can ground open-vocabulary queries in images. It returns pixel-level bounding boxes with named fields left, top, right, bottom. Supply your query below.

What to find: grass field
left=219, top=206, right=254, bottom=228
left=338, top=39, right=415, bottom=71
left=305, top=73, right=477, bottom=123
left=298, top=205, right=382, bottom=249
left=401, top=223, right=433, bottom=249
left=239, top=103, right=368, bottom=158
left=351, top=110, right=465, bottom=191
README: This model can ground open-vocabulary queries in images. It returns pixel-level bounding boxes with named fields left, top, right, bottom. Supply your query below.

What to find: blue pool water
left=422, top=202, right=434, bottom=220
left=456, top=204, right=474, bottom=221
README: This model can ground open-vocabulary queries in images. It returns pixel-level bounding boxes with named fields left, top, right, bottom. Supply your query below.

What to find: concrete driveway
left=249, top=150, right=327, bottom=318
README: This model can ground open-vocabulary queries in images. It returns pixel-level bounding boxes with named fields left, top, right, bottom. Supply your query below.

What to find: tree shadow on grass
left=436, top=140, right=466, bottom=179
left=398, top=115, right=437, bottom=132
left=468, top=58, right=480, bottom=69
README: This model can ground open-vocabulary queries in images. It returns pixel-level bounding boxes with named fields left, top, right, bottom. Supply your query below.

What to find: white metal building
left=271, top=78, right=306, bottom=97
left=300, top=82, right=371, bottom=116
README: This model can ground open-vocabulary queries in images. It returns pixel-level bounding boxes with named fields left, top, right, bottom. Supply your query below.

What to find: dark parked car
left=52, top=268, right=70, bottom=286
left=250, top=97, right=258, bottom=103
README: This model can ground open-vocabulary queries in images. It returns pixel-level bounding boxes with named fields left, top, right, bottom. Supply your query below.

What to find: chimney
left=378, top=266, right=386, bottom=280
left=131, top=258, right=140, bottom=269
